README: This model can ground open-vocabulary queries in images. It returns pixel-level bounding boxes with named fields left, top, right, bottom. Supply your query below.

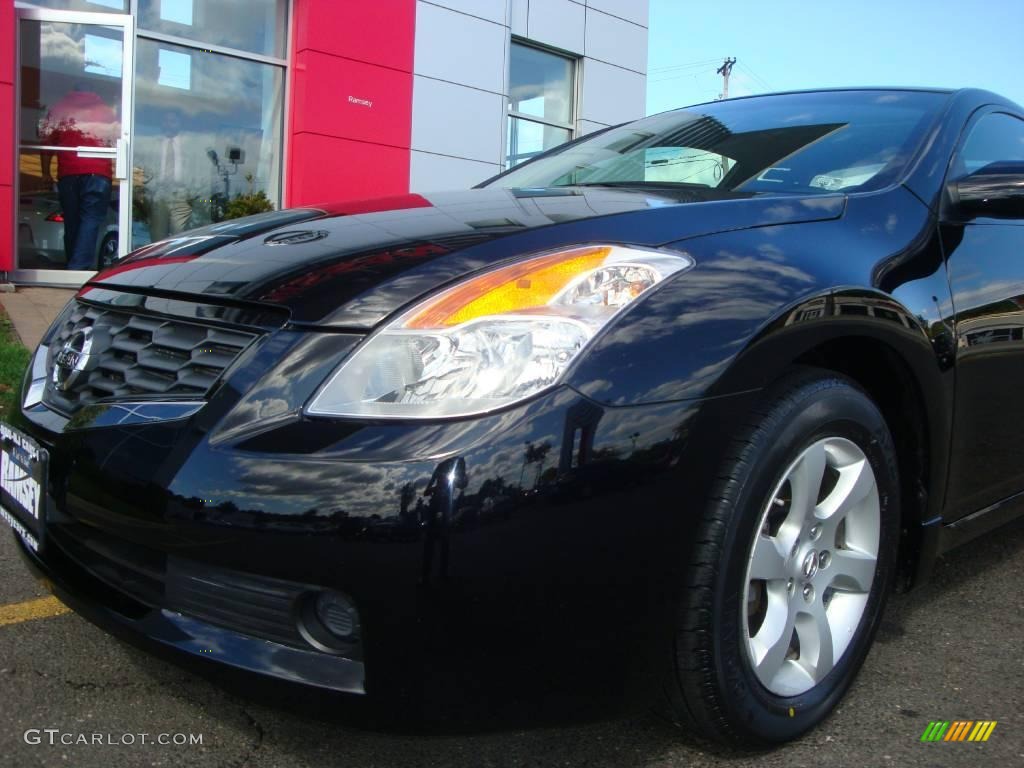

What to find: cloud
left=40, top=23, right=85, bottom=71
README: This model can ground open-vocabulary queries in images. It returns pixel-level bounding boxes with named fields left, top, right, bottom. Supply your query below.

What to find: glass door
left=14, top=7, right=133, bottom=282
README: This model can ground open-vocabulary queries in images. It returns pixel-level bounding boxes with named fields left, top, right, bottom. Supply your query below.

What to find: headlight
left=305, top=244, right=694, bottom=419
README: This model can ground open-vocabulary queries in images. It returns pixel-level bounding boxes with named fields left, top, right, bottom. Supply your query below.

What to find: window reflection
left=506, top=43, right=576, bottom=168
left=138, top=0, right=287, bottom=58
left=19, top=21, right=122, bottom=149
left=17, top=150, right=121, bottom=270
left=23, top=0, right=127, bottom=12
left=16, top=1, right=287, bottom=272
left=18, top=19, right=123, bottom=270
left=132, top=39, right=284, bottom=248
left=509, top=44, right=574, bottom=125
left=506, top=120, right=570, bottom=168
left=957, top=113, right=1024, bottom=175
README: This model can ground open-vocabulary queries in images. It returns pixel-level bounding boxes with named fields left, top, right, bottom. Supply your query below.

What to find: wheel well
left=794, top=337, right=930, bottom=590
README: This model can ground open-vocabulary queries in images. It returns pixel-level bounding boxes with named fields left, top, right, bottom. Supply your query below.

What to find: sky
left=646, top=0, right=1024, bottom=115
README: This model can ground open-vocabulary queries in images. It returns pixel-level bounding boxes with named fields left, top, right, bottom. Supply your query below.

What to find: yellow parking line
left=0, top=596, right=70, bottom=627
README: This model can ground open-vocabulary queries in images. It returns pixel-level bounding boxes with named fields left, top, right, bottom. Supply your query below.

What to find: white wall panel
left=586, top=0, right=648, bottom=27
left=412, top=76, right=504, bottom=162
left=421, top=0, right=509, bottom=25
left=578, top=59, right=645, bottom=125
left=414, top=1, right=507, bottom=94
left=510, top=0, right=528, bottom=36
left=527, top=0, right=585, bottom=54
left=585, top=7, right=647, bottom=73
left=410, top=151, right=502, bottom=191
left=577, top=118, right=611, bottom=135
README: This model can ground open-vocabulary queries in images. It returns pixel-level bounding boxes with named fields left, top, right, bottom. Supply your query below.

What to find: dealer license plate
left=0, top=422, right=47, bottom=552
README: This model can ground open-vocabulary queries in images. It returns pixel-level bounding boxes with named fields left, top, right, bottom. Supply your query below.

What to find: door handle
left=74, top=146, right=116, bottom=158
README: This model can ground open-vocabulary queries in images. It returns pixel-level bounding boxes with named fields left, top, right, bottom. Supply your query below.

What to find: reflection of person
left=39, top=85, right=117, bottom=270
left=149, top=109, right=194, bottom=241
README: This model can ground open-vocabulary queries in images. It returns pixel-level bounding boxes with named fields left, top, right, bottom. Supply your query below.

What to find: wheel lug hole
left=786, top=578, right=794, bottom=594
left=818, top=550, right=831, bottom=569
left=809, top=524, right=821, bottom=541
left=802, top=584, right=814, bottom=603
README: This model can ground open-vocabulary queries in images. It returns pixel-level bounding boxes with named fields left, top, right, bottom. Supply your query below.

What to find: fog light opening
left=296, top=590, right=362, bottom=654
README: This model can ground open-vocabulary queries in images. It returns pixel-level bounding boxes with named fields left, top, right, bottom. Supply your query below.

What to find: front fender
left=566, top=187, right=954, bottom=529
left=567, top=187, right=946, bottom=405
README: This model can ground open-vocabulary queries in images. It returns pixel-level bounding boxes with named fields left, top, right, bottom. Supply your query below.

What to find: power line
left=736, top=61, right=775, bottom=93
left=743, top=66, right=773, bottom=91
left=650, top=69, right=717, bottom=85
left=650, top=62, right=722, bottom=84
left=650, top=58, right=776, bottom=94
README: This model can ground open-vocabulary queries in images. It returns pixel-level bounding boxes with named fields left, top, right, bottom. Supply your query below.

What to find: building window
left=22, top=0, right=128, bottom=12
left=506, top=42, right=575, bottom=168
left=14, top=0, right=287, bottom=272
left=138, top=0, right=287, bottom=58
left=131, top=38, right=285, bottom=248
left=131, top=1, right=288, bottom=249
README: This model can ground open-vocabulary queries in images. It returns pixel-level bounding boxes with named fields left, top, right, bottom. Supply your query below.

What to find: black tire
left=98, top=232, right=119, bottom=270
left=661, top=369, right=900, bottom=747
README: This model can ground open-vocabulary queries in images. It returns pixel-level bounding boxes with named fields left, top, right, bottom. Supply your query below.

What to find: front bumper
left=10, top=311, right=760, bottom=698
left=15, top=530, right=366, bottom=693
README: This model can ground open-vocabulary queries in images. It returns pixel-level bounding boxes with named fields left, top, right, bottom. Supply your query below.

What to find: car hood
left=85, top=187, right=845, bottom=328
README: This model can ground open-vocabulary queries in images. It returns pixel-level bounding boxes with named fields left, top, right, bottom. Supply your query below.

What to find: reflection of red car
left=17, top=193, right=119, bottom=270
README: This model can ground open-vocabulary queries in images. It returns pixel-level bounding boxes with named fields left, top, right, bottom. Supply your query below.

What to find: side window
left=958, top=112, right=1024, bottom=175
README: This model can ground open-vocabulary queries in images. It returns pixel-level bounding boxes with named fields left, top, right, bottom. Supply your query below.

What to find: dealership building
left=1, top=0, right=649, bottom=284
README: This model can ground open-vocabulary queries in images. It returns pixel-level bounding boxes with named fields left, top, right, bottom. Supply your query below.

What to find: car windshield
left=486, top=90, right=949, bottom=195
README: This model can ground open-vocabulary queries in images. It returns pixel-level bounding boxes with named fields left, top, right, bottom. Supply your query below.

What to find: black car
left=4, top=88, right=1024, bottom=747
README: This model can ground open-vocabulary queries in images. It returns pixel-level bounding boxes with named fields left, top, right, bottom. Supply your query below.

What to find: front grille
left=48, top=523, right=166, bottom=607
left=47, top=524, right=311, bottom=650
left=45, top=301, right=257, bottom=412
left=166, top=558, right=307, bottom=648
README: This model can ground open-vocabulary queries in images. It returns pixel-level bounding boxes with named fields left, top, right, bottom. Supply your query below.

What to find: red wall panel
left=0, top=82, right=11, bottom=186
left=0, top=186, right=10, bottom=273
left=290, top=50, right=412, bottom=147
left=292, top=0, right=415, bottom=73
left=2, top=0, right=14, bottom=271
left=287, top=134, right=410, bottom=207
left=0, top=0, right=12, bottom=85
left=285, top=0, right=417, bottom=208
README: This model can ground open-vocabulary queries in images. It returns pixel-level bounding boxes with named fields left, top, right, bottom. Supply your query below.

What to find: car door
left=942, top=109, right=1024, bottom=517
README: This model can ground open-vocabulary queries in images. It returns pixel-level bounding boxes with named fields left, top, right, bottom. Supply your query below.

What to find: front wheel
left=663, top=370, right=900, bottom=747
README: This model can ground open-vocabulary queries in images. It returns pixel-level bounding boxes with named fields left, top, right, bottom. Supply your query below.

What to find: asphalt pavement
left=0, top=516, right=1022, bottom=768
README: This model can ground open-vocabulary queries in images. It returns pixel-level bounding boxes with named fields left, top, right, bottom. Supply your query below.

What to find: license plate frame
left=0, top=422, right=47, bottom=553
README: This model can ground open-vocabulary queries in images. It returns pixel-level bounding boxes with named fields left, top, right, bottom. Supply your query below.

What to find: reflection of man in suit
left=149, top=109, right=193, bottom=241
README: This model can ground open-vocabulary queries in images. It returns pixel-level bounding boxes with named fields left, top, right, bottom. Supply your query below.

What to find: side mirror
left=948, top=161, right=1024, bottom=218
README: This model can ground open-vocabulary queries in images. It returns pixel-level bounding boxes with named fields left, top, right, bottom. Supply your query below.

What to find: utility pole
left=717, top=57, right=736, bottom=100
left=715, top=57, right=737, bottom=179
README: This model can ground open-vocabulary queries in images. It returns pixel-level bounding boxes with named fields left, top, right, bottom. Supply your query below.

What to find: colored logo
left=921, top=721, right=997, bottom=742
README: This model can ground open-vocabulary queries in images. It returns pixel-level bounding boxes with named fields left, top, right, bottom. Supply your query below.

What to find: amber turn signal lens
left=405, top=246, right=612, bottom=329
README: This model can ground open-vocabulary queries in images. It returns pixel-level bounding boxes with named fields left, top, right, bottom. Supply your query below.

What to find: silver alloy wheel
left=742, top=436, right=880, bottom=697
